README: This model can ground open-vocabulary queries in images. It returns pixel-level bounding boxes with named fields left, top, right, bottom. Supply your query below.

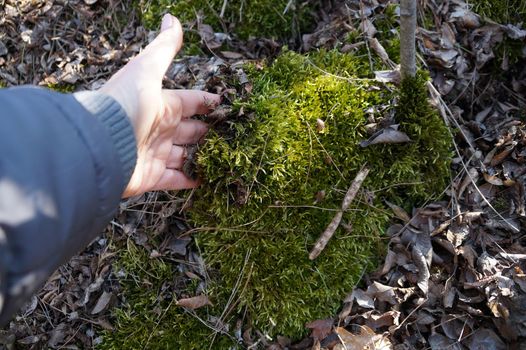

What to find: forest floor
left=1, top=0, right=526, bottom=349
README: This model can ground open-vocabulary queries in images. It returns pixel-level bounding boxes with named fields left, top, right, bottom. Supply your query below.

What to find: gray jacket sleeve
left=0, top=87, right=136, bottom=326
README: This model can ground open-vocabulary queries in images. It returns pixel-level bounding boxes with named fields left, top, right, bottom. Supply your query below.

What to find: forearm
left=0, top=87, right=136, bottom=326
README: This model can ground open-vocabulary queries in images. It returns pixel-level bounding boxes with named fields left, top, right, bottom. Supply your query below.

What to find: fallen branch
left=309, top=166, right=370, bottom=260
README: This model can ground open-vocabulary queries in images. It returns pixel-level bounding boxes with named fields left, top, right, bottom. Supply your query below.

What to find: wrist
left=74, top=90, right=138, bottom=187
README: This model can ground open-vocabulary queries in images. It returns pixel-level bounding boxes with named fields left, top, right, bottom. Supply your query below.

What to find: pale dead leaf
left=91, top=291, right=112, bottom=315
left=385, top=200, right=411, bottom=222
left=374, top=69, right=401, bottom=84
left=503, top=24, right=526, bottom=40
left=360, top=125, right=411, bottom=147
left=364, top=311, right=400, bottom=330
left=176, top=295, right=212, bottom=310
left=316, top=118, right=325, bottom=132
left=335, top=326, right=392, bottom=350
left=449, top=8, right=481, bottom=29
left=359, top=18, right=377, bottom=38
left=483, top=172, right=504, bottom=186
left=221, top=51, right=243, bottom=59
left=345, top=288, right=375, bottom=309
left=369, top=38, right=391, bottom=65
left=366, top=282, right=398, bottom=305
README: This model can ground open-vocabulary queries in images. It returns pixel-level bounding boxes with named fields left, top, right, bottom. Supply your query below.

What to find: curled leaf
left=374, top=70, right=401, bottom=84
left=360, top=125, right=411, bottom=147
left=483, top=172, right=504, bottom=186
left=316, top=118, right=325, bottom=132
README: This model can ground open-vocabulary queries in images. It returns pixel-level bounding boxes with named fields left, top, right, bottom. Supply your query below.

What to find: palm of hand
left=100, top=15, right=220, bottom=198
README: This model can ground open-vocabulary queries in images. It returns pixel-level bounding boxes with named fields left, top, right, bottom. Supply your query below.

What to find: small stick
left=309, top=166, right=370, bottom=260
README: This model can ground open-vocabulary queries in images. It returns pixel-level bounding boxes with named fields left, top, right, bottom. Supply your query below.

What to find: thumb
left=138, top=14, right=183, bottom=78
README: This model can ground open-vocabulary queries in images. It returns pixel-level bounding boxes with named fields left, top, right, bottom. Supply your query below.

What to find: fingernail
left=161, top=14, right=173, bottom=31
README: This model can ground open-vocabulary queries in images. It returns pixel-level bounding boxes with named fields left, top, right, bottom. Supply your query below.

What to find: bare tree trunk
left=400, top=0, right=417, bottom=78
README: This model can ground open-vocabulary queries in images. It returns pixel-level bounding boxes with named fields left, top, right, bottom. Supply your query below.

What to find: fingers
left=166, top=145, right=186, bottom=169
left=138, top=14, right=183, bottom=78
left=163, top=90, right=221, bottom=119
left=152, top=169, right=200, bottom=191
left=173, top=120, right=208, bottom=145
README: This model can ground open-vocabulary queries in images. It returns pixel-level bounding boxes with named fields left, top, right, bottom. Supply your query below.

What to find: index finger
left=167, top=90, right=221, bottom=118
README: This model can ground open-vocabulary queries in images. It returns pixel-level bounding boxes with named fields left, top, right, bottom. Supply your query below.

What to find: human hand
left=100, top=14, right=220, bottom=198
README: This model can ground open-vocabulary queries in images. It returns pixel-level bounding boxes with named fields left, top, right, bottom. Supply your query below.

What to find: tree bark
left=400, top=0, right=417, bottom=78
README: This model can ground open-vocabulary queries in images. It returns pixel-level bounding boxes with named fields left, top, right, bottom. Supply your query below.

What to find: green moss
left=374, top=3, right=401, bottom=62
left=103, top=50, right=451, bottom=348
left=46, top=83, right=76, bottom=93
left=469, top=0, right=526, bottom=24
left=101, top=241, right=237, bottom=349
left=191, top=51, right=450, bottom=339
left=468, top=0, right=526, bottom=67
left=348, top=4, right=400, bottom=69
left=135, top=0, right=317, bottom=41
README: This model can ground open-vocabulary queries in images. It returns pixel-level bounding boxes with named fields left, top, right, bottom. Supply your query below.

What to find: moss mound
left=191, top=51, right=451, bottom=336
left=135, top=0, right=317, bottom=41
left=102, top=50, right=451, bottom=348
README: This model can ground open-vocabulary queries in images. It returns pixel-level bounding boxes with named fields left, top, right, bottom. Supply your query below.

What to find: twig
left=309, top=166, right=370, bottom=260
left=304, top=58, right=375, bottom=82
left=283, top=0, right=294, bottom=14
left=220, top=0, right=228, bottom=18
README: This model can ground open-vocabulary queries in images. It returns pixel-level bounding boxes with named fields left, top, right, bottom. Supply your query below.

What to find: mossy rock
left=102, top=50, right=451, bottom=348
left=134, top=0, right=318, bottom=46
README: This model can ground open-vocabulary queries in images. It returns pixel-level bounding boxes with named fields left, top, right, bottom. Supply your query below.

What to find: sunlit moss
left=46, top=83, right=76, bottom=93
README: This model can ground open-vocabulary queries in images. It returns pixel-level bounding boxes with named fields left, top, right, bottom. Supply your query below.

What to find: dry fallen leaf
left=345, top=288, right=375, bottom=309
left=91, top=291, right=112, bottom=315
left=335, top=326, right=392, bottom=350
left=221, top=51, right=243, bottom=59
left=384, top=200, right=411, bottom=223
left=176, top=295, right=212, bottom=310
left=369, top=38, right=392, bottom=66
left=359, top=125, right=411, bottom=147
left=316, top=118, right=326, bottom=132
left=359, top=18, right=377, bottom=38
left=306, top=318, right=333, bottom=340
left=483, top=172, right=504, bottom=186
left=374, top=69, right=401, bottom=84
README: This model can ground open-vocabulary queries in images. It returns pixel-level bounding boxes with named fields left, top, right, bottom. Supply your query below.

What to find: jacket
left=0, top=87, right=136, bottom=326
